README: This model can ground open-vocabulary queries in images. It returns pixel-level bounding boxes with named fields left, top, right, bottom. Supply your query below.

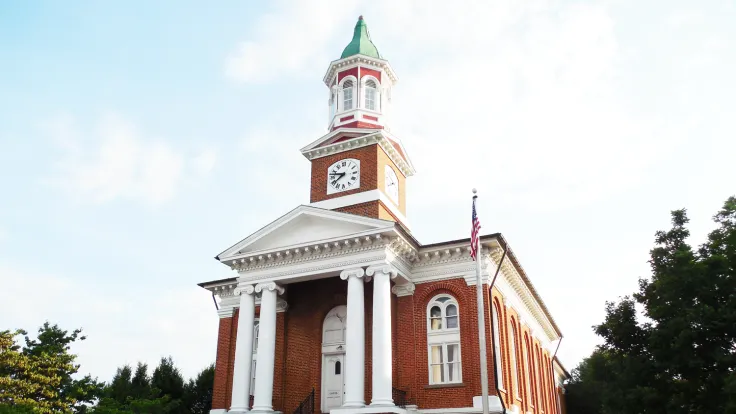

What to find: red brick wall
left=211, top=315, right=236, bottom=410
left=212, top=277, right=514, bottom=412
left=335, top=201, right=381, bottom=218
left=310, top=145, right=378, bottom=204
left=410, top=279, right=498, bottom=409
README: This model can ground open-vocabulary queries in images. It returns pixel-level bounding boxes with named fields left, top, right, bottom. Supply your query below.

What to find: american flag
left=470, top=195, right=481, bottom=260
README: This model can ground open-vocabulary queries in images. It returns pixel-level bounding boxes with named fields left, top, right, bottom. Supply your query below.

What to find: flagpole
left=473, top=189, right=491, bottom=414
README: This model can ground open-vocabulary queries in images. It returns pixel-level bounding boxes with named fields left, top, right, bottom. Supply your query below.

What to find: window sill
left=425, top=383, right=465, bottom=389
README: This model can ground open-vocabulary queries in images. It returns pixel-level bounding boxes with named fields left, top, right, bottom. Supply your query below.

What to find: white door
left=323, top=354, right=345, bottom=412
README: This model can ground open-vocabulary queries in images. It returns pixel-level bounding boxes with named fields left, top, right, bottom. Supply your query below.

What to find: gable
left=217, top=206, right=394, bottom=260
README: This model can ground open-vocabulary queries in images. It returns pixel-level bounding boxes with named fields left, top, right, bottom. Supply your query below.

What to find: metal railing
left=292, top=388, right=315, bottom=414
left=392, top=387, right=409, bottom=409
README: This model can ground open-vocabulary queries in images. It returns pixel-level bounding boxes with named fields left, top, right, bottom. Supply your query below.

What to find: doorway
left=321, top=305, right=347, bottom=412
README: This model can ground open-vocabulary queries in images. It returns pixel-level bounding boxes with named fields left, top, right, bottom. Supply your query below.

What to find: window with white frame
left=427, top=295, right=462, bottom=384
left=364, top=79, right=379, bottom=111
left=342, top=80, right=354, bottom=111
left=492, top=305, right=504, bottom=389
left=250, top=320, right=259, bottom=396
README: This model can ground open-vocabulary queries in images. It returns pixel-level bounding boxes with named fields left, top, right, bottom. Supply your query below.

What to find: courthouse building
left=200, top=16, right=569, bottom=414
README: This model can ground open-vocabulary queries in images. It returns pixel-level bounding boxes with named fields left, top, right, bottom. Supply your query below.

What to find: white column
left=251, top=282, right=284, bottom=413
left=340, top=267, right=368, bottom=408
left=366, top=264, right=398, bottom=407
left=230, top=285, right=256, bottom=414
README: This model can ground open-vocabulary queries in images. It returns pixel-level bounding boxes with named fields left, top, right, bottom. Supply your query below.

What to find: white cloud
left=225, top=0, right=361, bottom=83
left=224, top=0, right=671, bottom=211
left=192, top=149, right=218, bottom=176
left=46, top=114, right=213, bottom=207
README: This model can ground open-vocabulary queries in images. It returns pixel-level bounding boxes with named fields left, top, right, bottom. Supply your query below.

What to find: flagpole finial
left=472, top=188, right=478, bottom=198
left=472, top=188, right=477, bottom=194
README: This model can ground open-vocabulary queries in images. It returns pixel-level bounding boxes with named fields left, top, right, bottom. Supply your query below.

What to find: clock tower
left=301, top=16, right=415, bottom=228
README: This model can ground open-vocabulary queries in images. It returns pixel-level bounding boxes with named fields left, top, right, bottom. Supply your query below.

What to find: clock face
left=327, top=158, right=360, bottom=194
left=385, top=165, right=399, bottom=204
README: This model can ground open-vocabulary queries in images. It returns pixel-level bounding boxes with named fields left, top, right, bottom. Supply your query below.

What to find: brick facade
left=210, top=276, right=560, bottom=413
left=312, top=142, right=408, bottom=227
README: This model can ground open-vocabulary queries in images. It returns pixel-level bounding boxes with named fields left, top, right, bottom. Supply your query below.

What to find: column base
left=370, top=399, right=395, bottom=407
left=342, top=401, right=366, bottom=408
left=209, top=410, right=228, bottom=414
left=331, top=407, right=406, bottom=414
left=249, top=410, right=281, bottom=414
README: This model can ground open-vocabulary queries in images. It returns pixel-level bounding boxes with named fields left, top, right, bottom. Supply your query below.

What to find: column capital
left=276, top=298, right=288, bottom=313
left=255, top=282, right=285, bottom=295
left=234, top=285, right=256, bottom=296
left=340, top=267, right=367, bottom=281
left=391, top=282, right=415, bottom=297
left=366, top=264, right=398, bottom=278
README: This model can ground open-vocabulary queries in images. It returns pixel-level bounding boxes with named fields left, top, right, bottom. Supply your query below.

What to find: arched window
left=427, top=294, right=462, bottom=384
left=509, top=321, right=521, bottom=399
left=523, top=335, right=535, bottom=407
left=250, top=319, right=259, bottom=396
left=342, top=80, right=354, bottom=111
left=364, top=79, right=379, bottom=111
left=492, top=303, right=504, bottom=389
left=323, top=307, right=346, bottom=344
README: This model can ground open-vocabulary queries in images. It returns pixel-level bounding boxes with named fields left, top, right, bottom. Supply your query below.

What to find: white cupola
left=324, top=16, right=398, bottom=132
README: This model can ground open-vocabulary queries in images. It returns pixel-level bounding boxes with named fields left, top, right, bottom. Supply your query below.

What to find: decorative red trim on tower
left=333, top=121, right=383, bottom=131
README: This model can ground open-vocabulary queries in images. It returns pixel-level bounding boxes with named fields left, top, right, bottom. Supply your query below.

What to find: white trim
left=427, top=294, right=462, bottom=385
left=217, top=205, right=394, bottom=260
left=309, top=189, right=410, bottom=228
left=323, top=55, right=398, bottom=86
left=301, top=129, right=416, bottom=177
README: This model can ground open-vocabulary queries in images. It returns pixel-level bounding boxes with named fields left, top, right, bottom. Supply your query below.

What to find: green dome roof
left=340, top=16, right=382, bottom=59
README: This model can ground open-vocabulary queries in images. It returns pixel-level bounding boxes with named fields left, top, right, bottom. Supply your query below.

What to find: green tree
left=0, top=324, right=101, bottom=413
left=92, top=357, right=209, bottom=414
left=183, top=364, right=214, bottom=414
left=567, top=196, right=736, bottom=413
left=150, top=357, right=185, bottom=404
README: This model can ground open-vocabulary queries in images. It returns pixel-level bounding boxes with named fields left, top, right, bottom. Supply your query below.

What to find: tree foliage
left=567, top=196, right=736, bottom=413
left=0, top=323, right=101, bottom=413
left=91, top=358, right=213, bottom=414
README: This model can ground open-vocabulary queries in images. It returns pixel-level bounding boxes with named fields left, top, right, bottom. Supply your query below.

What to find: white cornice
left=301, top=130, right=415, bottom=177
left=492, top=256, right=558, bottom=343
left=323, top=55, right=398, bottom=86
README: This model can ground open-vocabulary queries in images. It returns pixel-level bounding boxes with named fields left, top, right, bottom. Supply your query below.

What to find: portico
left=227, top=265, right=402, bottom=414
left=213, top=206, right=415, bottom=414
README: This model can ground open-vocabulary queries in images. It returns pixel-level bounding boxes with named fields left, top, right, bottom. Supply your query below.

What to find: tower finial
left=340, top=15, right=381, bottom=59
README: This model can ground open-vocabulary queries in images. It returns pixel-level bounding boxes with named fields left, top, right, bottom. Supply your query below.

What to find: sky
left=0, top=0, right=734, bottom=382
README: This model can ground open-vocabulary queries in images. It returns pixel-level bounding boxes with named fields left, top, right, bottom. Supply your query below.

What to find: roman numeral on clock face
left=326, top=158, right=360, bottom=194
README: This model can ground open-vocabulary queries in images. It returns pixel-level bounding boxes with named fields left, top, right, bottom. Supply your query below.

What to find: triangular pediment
left=217, top=205, right=395, bottom=261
